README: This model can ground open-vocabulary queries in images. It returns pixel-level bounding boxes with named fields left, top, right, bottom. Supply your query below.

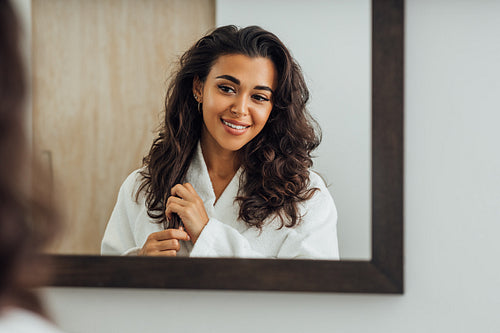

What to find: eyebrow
left=216, top=75, right=274, bottom=94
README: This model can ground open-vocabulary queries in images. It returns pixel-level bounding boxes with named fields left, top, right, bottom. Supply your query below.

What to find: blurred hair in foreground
left=0, top=0, right=60, bottom=316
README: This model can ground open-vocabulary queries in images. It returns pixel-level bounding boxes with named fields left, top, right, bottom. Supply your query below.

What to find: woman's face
left=194, top=54, right=278, bottom=155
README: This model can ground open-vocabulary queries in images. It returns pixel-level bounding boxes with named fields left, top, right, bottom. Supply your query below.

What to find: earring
left=194, top=94, right=202, bottom=113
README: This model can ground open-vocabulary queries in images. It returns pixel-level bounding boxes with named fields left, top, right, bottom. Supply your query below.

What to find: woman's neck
left=200, top=130, right=240, bottom=177
left=200, top=131, right=240, bottom=201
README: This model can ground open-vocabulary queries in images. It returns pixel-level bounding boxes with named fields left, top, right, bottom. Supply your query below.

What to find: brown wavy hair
left=0, top=0, right=59, bottom=315
left=139, top=25, right=321, bottom=229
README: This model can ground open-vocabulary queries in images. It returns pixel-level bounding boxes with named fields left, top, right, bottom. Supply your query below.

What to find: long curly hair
left=0, top=0, right=59, bottom=315
left=138, top=25, right=321, bottom=229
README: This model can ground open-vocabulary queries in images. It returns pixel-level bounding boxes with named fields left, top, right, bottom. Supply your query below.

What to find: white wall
left=41, top=1, right=500, bottom=332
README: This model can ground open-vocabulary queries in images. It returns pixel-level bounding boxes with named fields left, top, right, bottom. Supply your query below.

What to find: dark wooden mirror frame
left=47, top=0, right=403, bottom=293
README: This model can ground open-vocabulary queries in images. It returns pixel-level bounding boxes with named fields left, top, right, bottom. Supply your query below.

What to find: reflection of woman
left=0, top=1, right=63, bottom=331
left=101, top=25, right=339, bottom=259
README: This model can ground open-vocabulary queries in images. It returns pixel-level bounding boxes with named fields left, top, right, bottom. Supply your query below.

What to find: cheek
left=254, top=108, right=272, bottom=128
left=205, top=95, right=229, bottom=116
left=203, top=99, right=222, bottom=120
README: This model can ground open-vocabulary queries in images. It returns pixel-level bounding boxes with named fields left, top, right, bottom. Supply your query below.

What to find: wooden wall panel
left=32, top=0, right=215, bottom=254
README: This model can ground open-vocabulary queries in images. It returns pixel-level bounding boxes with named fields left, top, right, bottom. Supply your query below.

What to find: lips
left=221, top=119, right=250, bottom=130
left=220, top=118, right=251, bottom=135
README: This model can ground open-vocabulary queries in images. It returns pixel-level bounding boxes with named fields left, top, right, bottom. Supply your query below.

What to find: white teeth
left=222, top=119, right=248, bottom=130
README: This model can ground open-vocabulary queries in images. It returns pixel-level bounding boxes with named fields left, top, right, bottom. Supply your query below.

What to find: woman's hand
left=139, top=227, right=190, bottom=256
left=165, top=183, right=209, bottom=244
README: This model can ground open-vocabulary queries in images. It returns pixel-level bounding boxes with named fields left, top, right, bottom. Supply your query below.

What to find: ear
left=192, top=76, right=204, bottom=103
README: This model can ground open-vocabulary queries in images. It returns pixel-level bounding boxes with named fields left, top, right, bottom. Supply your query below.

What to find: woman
left=0, top=1, right=63, bottom=331
left=101, top=25, right=339, bottom=259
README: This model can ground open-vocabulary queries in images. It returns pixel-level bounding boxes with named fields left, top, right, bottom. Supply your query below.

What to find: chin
left=220, top=142, right=246, bottom=152
left=216, top=136, right=250, bottom=151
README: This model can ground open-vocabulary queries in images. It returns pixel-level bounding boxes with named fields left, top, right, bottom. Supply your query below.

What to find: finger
left=165, top=196, right=186, bottom=221
left=166, top=201, right=200, bottom=228
left=154, top=239, right=181, bottom=252
left=171, top=183, right=194, bottom=200
left=165, top=201, right=184, bottom=221
left=183, top=183, right=205, bottom=207
left=179, top=226, right=192, bottom=241
left=148, top=228, right=190, bottom=241
left=182, top=183, right=204, bottom=203
left=148, top=249, right=177, bottom=257
left=166, top=196, right=185, bottom=208
left=183, top=183, right=198, bottom=195
left=165, top=196, right=187, bottom=221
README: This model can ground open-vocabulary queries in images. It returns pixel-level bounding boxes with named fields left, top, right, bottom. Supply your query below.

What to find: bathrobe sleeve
left=189, top=172, right=339, bottom=260
left=101, top=171, right=143, bottom=256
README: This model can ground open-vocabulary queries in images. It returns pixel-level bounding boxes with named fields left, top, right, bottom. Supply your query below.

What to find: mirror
left=31, top=0, right=218, bottom=255
left=31, top=0, right=403, bottom=293
left=217, top=0, right=372, bottom=260
left=32, top=0, right=371, bottom=260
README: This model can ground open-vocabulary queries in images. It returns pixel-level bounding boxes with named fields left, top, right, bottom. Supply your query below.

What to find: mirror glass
left=217, top=0, right=371, bottom=260
left=31, top=0, right=370, bottom=260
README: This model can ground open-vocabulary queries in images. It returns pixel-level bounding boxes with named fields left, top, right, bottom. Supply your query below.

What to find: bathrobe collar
left=185, top=142, right=243, bottom=216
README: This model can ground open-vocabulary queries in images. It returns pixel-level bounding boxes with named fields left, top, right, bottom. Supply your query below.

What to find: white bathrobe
left=101, top=143, right=339, bottom=259
left=0, top=308, right=65, bottom=333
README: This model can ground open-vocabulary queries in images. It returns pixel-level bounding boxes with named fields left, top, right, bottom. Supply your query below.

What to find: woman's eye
left=218, top=85, right=235, bottom=93
left=253, top=94, right=270, bottom=102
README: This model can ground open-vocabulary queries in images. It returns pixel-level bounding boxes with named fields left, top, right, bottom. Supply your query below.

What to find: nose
left=230, top=95, right=248, bottom=117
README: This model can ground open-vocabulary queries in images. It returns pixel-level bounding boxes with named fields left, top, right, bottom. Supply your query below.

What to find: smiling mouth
left=221, top=119, right=250, bottom=130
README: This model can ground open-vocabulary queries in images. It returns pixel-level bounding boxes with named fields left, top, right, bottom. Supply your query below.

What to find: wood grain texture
left=32, top=0, right=215, bottom=254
